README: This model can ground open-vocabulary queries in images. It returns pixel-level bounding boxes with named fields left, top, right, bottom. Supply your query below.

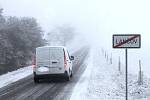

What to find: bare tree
left=47, top=25, right=75, bottom=46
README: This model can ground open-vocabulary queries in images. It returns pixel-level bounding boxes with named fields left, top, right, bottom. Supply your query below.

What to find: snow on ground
left=70, top=47, right=150, bottom=100
left=114, top=72, right=150, bottom=100
left=0, top=66, right=32, bottom=89
left=70, top=47, right=121, bottom=100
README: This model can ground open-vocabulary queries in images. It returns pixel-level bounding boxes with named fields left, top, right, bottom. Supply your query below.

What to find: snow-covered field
left=0, top=66, right=33, bottom=89
left=70, top=47, right=150, bottom=100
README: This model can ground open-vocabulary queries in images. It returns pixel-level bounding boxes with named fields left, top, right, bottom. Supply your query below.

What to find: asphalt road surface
left=0, top=46, right=90, bottom=100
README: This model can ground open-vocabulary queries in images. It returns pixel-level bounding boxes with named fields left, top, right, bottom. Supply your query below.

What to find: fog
left=1, top=0, right=150, bottom=76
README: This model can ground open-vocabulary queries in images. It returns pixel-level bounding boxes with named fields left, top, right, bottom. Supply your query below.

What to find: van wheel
left=34, top=77, right=39, bottom=83
left=34, top=73, right=39, bottom=83
left=70, top=70, right=73, bottom=77
left=65, top=72, right=71, bottom=81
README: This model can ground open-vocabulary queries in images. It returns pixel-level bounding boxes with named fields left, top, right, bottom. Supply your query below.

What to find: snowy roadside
left=0, top=66, right=33, bottom=89
left=70, top=47, right=122, bottom=100
left=114, top=71, right=150, bottom=100
left=70, top=47, right=93, bottom=100
left=70, top=47, right=150, bottom=100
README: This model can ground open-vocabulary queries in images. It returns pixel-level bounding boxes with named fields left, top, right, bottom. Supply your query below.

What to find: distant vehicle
left=32, top=46, right=74, bottom=83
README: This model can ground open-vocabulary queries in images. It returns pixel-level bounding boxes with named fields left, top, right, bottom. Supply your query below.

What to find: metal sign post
left=113, top=34, right=141, bottom=100
left=125, top=48, right=128, bottom=100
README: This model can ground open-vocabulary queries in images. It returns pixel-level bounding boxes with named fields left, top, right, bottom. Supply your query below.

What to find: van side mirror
left=70, top=56, right=74, bottom=60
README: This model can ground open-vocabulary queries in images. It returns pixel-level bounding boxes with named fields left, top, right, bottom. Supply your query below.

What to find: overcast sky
left=1, top=0, right=150, bottom=45
left=1, top=0, right=150, bottom=75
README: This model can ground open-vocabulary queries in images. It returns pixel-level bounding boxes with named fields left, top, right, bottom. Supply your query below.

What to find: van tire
left=66, top=75, right=70, bottom=81
left=65, top=72, right=70, bottom=81
left=34, top=76, right=39, bottom=83
left=70, top=70, right=73, bottom=77
left=34, top=77, right=39, bottom=83
left=34, top=73, right=39, bottom=83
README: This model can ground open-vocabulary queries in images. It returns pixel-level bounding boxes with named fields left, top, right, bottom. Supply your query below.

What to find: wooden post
left=138, top=60, right=143, bottom=85
left=118, top=56, right=121, bottom=72
left=107, top=54, right=108, bottom=62
left=110, top=53, right=112, bottom=64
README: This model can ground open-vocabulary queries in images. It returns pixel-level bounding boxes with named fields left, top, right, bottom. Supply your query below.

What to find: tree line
left=47, top=25, right=75, bottom=46
left=0, top=8, right=76, bottom=74
left=0, top=8, right=46, bottom=74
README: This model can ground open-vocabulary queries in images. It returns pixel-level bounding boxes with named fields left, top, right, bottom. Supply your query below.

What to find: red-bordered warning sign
left=113, top=34, right=141, bottom=48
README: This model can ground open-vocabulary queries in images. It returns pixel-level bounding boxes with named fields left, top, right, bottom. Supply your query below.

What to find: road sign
left=112, top=34, right=141, bottom=100
left=113, top=34, right=141, bottom=48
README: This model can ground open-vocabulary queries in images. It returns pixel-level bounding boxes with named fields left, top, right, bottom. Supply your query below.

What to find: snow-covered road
left=0, top=41, right=83, bottom=90
left=0, top=46, right=90, bottom=100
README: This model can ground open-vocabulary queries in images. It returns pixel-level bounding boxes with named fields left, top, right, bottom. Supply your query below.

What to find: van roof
left=36, top=46, right=66, bottom=49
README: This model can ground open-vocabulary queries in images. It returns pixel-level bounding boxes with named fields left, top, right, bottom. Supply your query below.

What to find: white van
left=32, top=46, right=74, bottom=83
